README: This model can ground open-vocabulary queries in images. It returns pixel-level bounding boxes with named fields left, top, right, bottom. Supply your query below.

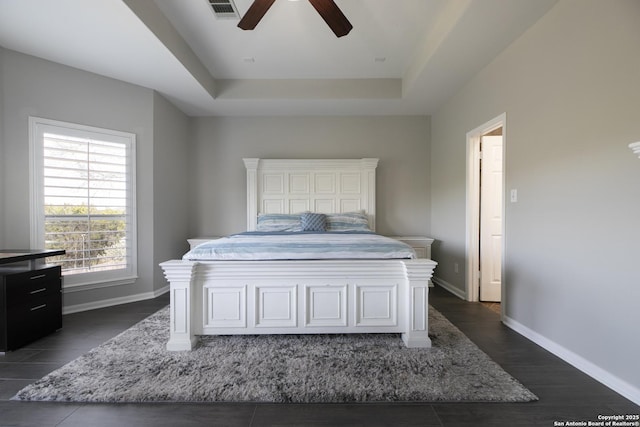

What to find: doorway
left=466, top=114, right=505, bottom=305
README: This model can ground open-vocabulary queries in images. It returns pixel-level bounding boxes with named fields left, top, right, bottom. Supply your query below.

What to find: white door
left=479, top=135, right=503, bottom=302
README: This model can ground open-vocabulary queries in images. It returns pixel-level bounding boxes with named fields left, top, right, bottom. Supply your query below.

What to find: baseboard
left=63, top=285, right=169, bottom=315
left=503, top=315, right=640, bottom=406
left=432, top=276, right=467, bottom=300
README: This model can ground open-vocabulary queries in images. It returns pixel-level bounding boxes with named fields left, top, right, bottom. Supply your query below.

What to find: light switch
left=510, top=189, right=518, bottom=203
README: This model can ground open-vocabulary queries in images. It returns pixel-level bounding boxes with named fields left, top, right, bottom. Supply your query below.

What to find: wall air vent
left=209, top=0, right=240, bottom=19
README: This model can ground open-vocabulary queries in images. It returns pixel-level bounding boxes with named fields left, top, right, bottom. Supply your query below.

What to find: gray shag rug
left=14, top=306, right=537, bottom=403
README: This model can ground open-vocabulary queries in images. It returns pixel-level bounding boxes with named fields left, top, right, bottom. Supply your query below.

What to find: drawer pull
left=30, top=304, right=47, bottom=312
left=29, top=274, right=47, bottom=280
left=30, top=288, right=47, bottom=295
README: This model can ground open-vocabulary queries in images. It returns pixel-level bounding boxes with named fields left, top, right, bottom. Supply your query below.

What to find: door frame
left=465, top=113, right=506, bottom=304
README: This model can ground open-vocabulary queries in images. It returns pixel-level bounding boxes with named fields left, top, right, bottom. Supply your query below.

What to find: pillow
left=301, top=212, right=326, bottom=232
left=256, top=213, right=302, bottom=232
left=325, top=211, right=371, bottom=232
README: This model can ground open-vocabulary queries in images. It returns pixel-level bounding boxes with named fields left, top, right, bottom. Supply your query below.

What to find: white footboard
left=160, top=259, right=436, bottom=351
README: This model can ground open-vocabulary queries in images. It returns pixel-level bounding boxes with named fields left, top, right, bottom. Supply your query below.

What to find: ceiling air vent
left=208, top=0, right=240, bottom=19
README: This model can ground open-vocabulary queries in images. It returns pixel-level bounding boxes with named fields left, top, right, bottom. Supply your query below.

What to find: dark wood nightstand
left=0, top=250, right=65, bottom=352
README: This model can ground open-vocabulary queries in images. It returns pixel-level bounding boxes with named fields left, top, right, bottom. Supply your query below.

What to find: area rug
left=13, top=306, right=537, bottom=403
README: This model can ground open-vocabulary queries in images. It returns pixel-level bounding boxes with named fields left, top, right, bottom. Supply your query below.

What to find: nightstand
left=0, top=250, right=65, bottom=352
left=187, top=237, right=221, bottom=250
left=389, top=236, right=434, bottom=259
left=390, top=237, right=435, bottom=286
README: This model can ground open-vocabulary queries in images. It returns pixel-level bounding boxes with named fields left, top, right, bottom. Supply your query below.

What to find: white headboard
left=243, top=158, right=379, bottom=231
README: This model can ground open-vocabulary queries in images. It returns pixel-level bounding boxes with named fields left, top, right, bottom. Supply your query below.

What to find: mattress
left=182, top=232, right=416, bottom=261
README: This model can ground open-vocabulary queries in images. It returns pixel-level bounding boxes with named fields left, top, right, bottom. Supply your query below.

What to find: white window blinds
left=30, top=117, right=137, bottom=288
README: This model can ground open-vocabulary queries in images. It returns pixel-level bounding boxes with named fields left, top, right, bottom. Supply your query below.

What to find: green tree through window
left=44, top=205, right=126, bottom=274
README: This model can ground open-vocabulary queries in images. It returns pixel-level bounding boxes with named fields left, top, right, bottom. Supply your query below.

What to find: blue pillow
left=301, top=213, right=326, bottom=232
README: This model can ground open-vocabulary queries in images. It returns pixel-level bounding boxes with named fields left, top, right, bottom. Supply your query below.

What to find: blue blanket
left=183, top=232, right=416, bottom=261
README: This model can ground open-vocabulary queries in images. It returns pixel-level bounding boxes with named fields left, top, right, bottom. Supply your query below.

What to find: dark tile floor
left=0, top=286, right=637, bottom=426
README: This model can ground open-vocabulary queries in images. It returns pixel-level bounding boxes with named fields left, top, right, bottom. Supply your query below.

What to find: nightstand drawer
left=7, top=291, right=62, bottom=319
left=188, top=237, right=221, bottom=250
left=5, top=296, right=62, bottom=350
left=388, top=237, right=434, bottom=259
left=5, top=267, right=61, bottom=302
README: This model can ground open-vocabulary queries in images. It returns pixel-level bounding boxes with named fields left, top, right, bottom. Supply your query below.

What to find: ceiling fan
left=238, top=0, right=353, bottom=38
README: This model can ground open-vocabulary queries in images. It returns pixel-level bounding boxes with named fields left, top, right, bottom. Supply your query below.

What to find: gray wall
left=430, top=0, right=640, bottom=392
left=0, top=48, right=190, bottom=309
left=189, top=116, right=431, bottom=238
left=152, top=92, right=191, bottom=291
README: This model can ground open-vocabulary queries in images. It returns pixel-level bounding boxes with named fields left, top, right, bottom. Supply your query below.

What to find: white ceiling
left=0, top=0, right=557, bottom=117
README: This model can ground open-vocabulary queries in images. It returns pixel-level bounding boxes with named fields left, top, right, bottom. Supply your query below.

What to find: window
left=30, top=117, right=137, bottom=289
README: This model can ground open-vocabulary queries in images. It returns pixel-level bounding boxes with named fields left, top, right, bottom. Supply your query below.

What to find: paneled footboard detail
left=160, top=259, right=436, bottom=351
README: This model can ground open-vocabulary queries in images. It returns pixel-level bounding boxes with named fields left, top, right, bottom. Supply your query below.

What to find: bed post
left=401, top=259, right=434, bottom=348
left=243, top=158, right=259, bottom=231
left=360, top=158, right=378, bottom=231
left=160, top=260, right=198, bottom=351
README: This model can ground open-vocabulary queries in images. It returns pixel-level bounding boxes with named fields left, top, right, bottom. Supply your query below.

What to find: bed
left=160, top=158, right=437, bottom=351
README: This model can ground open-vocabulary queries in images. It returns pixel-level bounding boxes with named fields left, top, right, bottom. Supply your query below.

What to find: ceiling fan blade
left=238, top=0, right=276, bottom=30
left=308, top=0, right=353, bottom=37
